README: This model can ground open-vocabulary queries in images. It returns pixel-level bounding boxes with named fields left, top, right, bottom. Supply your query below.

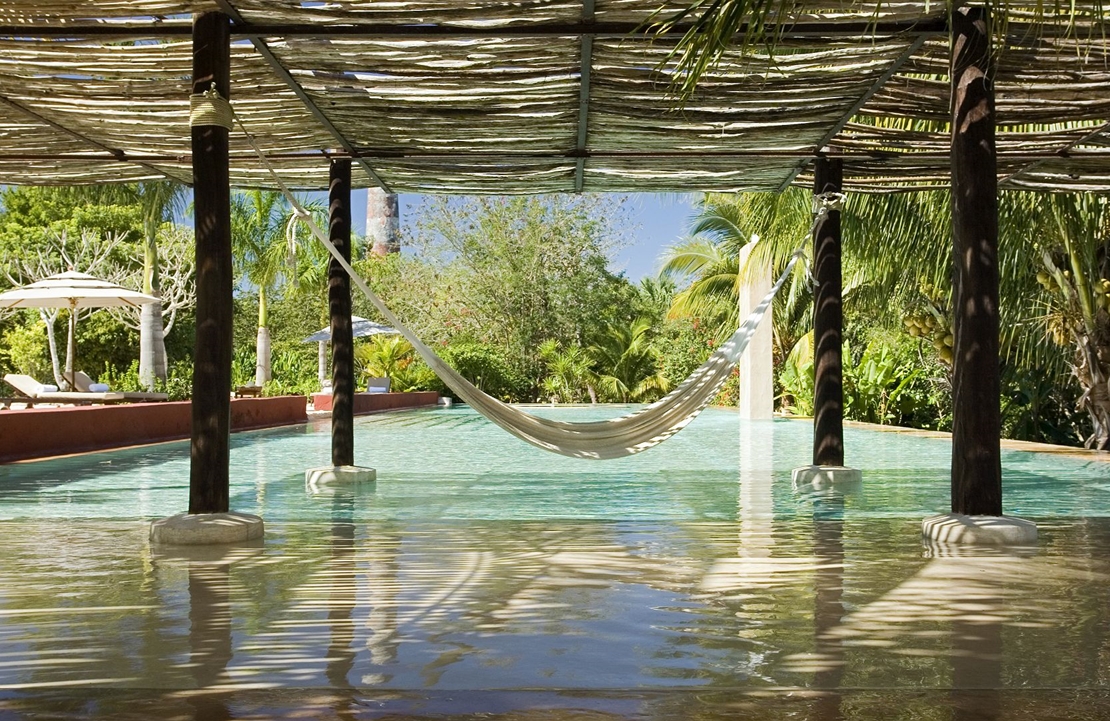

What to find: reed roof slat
left=0, top=0, right=1105, bottom=192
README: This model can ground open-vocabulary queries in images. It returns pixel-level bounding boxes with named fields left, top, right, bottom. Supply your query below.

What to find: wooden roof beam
left=8, top=148, right=1110, bottom=162
left=999, top=120, right=1110, bottom=187
left=211, top=0, right=393, bottom=193
left=574, top=0, right=595, bottom=193
left=0, top=18, right=950, bottom=40
left=0, top=94, right=189, bottom=184
left=777, top=34, right=929, bottom=192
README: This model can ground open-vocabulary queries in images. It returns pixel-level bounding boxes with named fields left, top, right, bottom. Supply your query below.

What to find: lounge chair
left=366, top=377, right=391, bottom=394
left=4, top=373, right=126, bottom=405
left=73, top=371, right=168, bottom=402
left=235, top=384, right=263, bottom=398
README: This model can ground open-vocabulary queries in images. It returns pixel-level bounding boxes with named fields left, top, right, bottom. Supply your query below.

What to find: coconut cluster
left=903, top=313, right=954, bottom=364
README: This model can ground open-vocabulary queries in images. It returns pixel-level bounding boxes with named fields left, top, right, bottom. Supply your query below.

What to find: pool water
left=1, top=407, right=1109, bottom=720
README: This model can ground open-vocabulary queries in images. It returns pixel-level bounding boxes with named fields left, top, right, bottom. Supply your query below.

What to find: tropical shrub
left=538, top=339, right=596, bottom=403
left=410, top=342, right=529, bottom=402
left=590, top=317, right=670, bottom=403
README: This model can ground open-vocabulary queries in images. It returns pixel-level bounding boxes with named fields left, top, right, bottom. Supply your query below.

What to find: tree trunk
left=138, top=234, right=168, bottom=388
left=65, top=307, right=76, bottom=391
left=41, top=309, right=63, bottom=388
left=139, top=301, right=167, bottom=390
left=255, top=286, right=270, bottom=385
left=255, top=326, right=271, bottom=386
left=367, top=188, right=400, bottom=257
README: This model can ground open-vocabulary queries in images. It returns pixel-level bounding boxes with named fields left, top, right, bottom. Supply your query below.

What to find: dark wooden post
left=813, top=157, right=845, bottom=467
left=950, top=5, right=1002, bottom=516
left=329, top=159, right=355, bottom=467
left=189, top=11, right=232, bottom=514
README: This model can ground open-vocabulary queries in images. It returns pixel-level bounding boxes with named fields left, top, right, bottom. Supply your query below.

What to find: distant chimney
left=366, top=188, right=400, bottom=256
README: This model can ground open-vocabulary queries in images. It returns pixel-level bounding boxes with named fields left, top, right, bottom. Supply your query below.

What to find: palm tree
left=590, top=317, right=670, bottom=402
left=660, top=192, right=813, bottom=362
left=134, top=181, right=187, bottom=389
left=231, top=190, right=321, bottom=386
left=1028, top=194, right=1110, bottom=448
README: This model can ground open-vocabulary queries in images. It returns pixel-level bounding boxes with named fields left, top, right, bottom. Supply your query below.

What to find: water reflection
left=811, top=496, right=845, bottom=721
left=0, top=515, right=1108, bottom=719
left=186, top=561, right=232, bottom=720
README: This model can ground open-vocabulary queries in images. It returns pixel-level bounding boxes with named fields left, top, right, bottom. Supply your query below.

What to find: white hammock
left=232, top=109, right=828, bottom=458
left=295, top=206, right=808, bottom=459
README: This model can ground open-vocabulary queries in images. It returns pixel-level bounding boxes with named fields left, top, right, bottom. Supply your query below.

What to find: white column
left=738, top=236, right=774, bottom=419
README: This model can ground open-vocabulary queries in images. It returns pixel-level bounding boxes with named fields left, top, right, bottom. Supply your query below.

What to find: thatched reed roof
left=0, top=0, right=1107, bottom=193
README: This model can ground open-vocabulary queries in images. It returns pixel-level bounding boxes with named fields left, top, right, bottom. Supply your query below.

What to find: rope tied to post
left=812, top=191, right=847, bottom=215
left=189, top=83, right=233, bottom=130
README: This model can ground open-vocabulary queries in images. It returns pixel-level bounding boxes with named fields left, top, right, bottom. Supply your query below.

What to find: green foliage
left=405, top=195, right=634, bottom=372
left=538, top=339, right=596, bottom=403
left=778, top=331, right=813, bottom=416
left=653, top=317, right=717, bottom=389
left=590, top=316, right=670, bottom=403
left=0, top=187, right=142, bottom=275
left=0, top=315, right=50, bottom=379
left=97, top=359, right=193, bottom=401
left=843, top=339, right=922, bottom=425
left=1001, top=366, right=1083, bottom=445
left=263, top=350, right=318, bottom=397
left=355, top=335, right=413, bottom=380
left=73, top=311, right=139, bottom=377
left=231, top=347, right=257, bottom=389
left=412, top=342, right=529, bottom=402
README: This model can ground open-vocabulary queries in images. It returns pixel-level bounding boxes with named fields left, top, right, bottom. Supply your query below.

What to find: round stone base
left=150, top=512, right=264, bottom=546
left=921, top=513, right=1038, bottom=545
left=791, top=465, right=862, bottom=490
left=305, top=465, right=377, bottom=491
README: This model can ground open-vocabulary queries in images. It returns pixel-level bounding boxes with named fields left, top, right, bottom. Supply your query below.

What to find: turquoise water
left=2, top=407, right=1110, bottom=719
left=0, top=407, right=1107, bottom=521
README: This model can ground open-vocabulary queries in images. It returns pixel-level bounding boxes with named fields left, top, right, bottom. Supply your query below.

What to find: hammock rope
left=230, top=103, right=835, bottom=458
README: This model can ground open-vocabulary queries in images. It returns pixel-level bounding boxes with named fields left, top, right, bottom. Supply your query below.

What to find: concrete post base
left=922, top=513, right=1038, bottom=545
left=791, top=465, right=862, bottom=490
left=150, top=512, right=264, bottom=546
left=305, top=465, right=377, bottom=491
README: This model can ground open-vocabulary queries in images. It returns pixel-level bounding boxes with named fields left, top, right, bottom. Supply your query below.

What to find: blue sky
left=347, top=192, right=700, bottom=282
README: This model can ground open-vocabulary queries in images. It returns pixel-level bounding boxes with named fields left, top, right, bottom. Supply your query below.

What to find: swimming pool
left=1, top=407, right=1109, bottom=719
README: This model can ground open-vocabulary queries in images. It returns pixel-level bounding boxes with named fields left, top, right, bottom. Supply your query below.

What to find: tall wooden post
left=189, top=11, right=232, bottom=514
left=329, top=159, right=355, bottom=467
left=812, top=157, right=845, bottom=467
left=950, top=5, right=1002, bottom=516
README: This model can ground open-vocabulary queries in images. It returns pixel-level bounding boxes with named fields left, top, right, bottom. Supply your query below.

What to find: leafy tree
left=406, top=195, right=635, bottom=383
left=3, top=230, right=132, bottom=388
left=0, top=183, right=194, bottom=390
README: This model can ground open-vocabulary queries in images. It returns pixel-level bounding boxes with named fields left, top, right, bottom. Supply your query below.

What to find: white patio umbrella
left=0, top=270, right=157, bottom=389
left=302, top=315, right=399, bottom=387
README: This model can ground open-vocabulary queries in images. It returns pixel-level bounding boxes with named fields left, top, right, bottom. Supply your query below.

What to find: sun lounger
left=72, top=371, right=168, bottom=402
left=3, top=373, right=126, bottom=405
left=366, top=377, right=391, bottom=394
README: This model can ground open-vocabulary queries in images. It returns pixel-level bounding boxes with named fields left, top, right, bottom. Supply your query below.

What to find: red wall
left=311, top=391, right=438, bottom=414
left=0, top=396, right=308, bottom=463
